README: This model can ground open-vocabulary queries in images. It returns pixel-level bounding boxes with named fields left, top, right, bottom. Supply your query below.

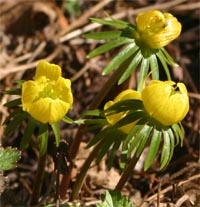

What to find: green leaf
left=144, top=128, right=161, bottom=171
left=171, top=123, right=185, bottom=146
left=104, top=99, right=143, bottom=115
left=50, top=123, right=60, bottom=147
left=96, top=130, right=117, bottom=163
left=81, top=109, right=102, bottom=117
left=37, top=124, right=48, bottom=156
left=4, top=98, right=21, bottom=107
left=136, top=125, right=152, bottom=157
left=20, top=117, right=36, bottom=150
left=96, top=191, right=135, bottom=207
left=90, top=17, right=129, bottom=29
left=156, top=50, right=171, bottom=80
left=150, top=53, right=159, bottom=80
left=118, top=50, right=142, bottom=85
left=166, top=128, right=175, bottom=167
left=62, top=116, right=74, bottom=124
left=114, top=110, right=147, bottom=129
left=87, top=127, right=111, bottom=148
left=102, top=42, right=137, bottom=75
left=137, top=57, right=150, bottom=92
left=87, top=37, right=134, bottom=59
left=160, top=48, right=178, bottom=67
left=83, top=31, right=122, bottom=40
left=96, top=190, right=114, bottom=207
left=4, top=111, right=28, bottom=136
left=4, top=88, right=21, bottom=95
left=160, top=130, right=171, bottom=169
left=0, top=147, right=21, bottom=171
left=107, top=132, right=124, bottom=169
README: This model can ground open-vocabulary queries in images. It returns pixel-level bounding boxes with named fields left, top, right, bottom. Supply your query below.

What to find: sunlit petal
left=35, top=60, right=62, bottom=80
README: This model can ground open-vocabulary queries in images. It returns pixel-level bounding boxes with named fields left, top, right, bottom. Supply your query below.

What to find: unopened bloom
left=104, top=89, right=141, bottom=134
left=135, top=10, right=181, bottom=49
left=142, top=80, right=189, bottom=126
left=22, top=61, right=73, bottom=123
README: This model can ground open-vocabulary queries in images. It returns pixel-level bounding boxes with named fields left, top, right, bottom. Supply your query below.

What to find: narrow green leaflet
left=166, top=128, right=175, bottom=167
left=156, top=51, right=171, bottom=80
left=118, top=50, right=142, bottom=85
left=87, top=37, right=133, bottom=58
left=81, top=109, right=102, bottom=117
left=144, top=128, right=161, bottom=171
left=0, top=147, right=21, bottom=171
left=137, top=57, right=150, bottom=92
left=150, top=53, right=159, bottom=80
left=4, top=88, right=21, bottom=95
left=136, top=125, right=152, bottom=157
left=90, top=17, right=129, bottom=29
left=160, top=130, right=171, bottom=169
left=160, top=48, right=178, bottom=67
left=114, top=111, right=147, bottom=130
left=83, top=31, right=122, bottom=40
left=87, top=127, right=112, bottom=148
left=62, top=116, right=74, bottom=124
left=171, top=123, right=185, bottom=146
left=96, top=130, right=117, bottom=163
left=102, top=42, right=137, bottom=75
left=107, top=132, right=124, bottom=169
left=104, top=99, right=143, bottom=115
left=20, top=117, right=36, bottom=150
left=51, top=123, right=60, bottom=147
left=3, top=98, right=21, bottom=107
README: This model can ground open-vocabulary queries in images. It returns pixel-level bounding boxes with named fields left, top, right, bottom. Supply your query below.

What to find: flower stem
left=115, top=151, right=142, bottom=191
left=70, top=137, right=105, bottom=200
left=30, top=152, right=46, bottom=206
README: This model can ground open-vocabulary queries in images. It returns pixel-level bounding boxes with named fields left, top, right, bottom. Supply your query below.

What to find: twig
left=0, top=48, right=60, bottom=80
left=59, top=0, right=114, bottom=36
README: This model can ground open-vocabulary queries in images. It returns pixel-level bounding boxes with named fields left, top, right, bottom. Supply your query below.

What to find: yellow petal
left=104, top=89, right=141, bottom=134
left=35, top=61, right=62, bottom=81
left=142, top=80, right=189, bottom=126
left=22, top=80, right=40, bottom=111
left=28, top=98, right=71, bottom=123
left=54, top=77, right=73, bottom=105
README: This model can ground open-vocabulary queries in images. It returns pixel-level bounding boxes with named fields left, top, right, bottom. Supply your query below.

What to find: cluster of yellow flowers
left=105, top=80, right=189, bottom=133
left=21, top=10, right=188, bottom=131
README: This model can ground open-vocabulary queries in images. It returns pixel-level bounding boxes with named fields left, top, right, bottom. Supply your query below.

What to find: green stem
left=115, top=150, right=142, bottom=191
left=70, top=137, right=105, bottom=200
left=30, top=152, right=46, bottom=206
left=70, top=57, right=133, bottom=161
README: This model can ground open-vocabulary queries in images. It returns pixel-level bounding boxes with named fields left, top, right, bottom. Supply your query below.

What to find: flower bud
left=22, top=61, right=73, bottom=123
left=135, top=10, right=181, bottom=49
left=104, top=89, right=141, bottom=134
left=142, top=80, right=189, bottom=126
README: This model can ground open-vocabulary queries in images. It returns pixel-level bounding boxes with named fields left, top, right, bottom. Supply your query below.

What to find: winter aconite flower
left=142, top=80, right=189, bottom=126
left=135, top=10, right=181, bottom=49
left=22, top=61, right=73, bottom=123
left=104, top=89, right=141, bottom=134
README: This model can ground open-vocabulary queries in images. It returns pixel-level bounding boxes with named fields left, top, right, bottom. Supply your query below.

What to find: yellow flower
left=22, top=61, right=73, bottom=123
left=135, top=10, right=181, bottom=49
left=104, top=89, right=141, bottom=134
left=142, top=80, right=189, bottom=126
